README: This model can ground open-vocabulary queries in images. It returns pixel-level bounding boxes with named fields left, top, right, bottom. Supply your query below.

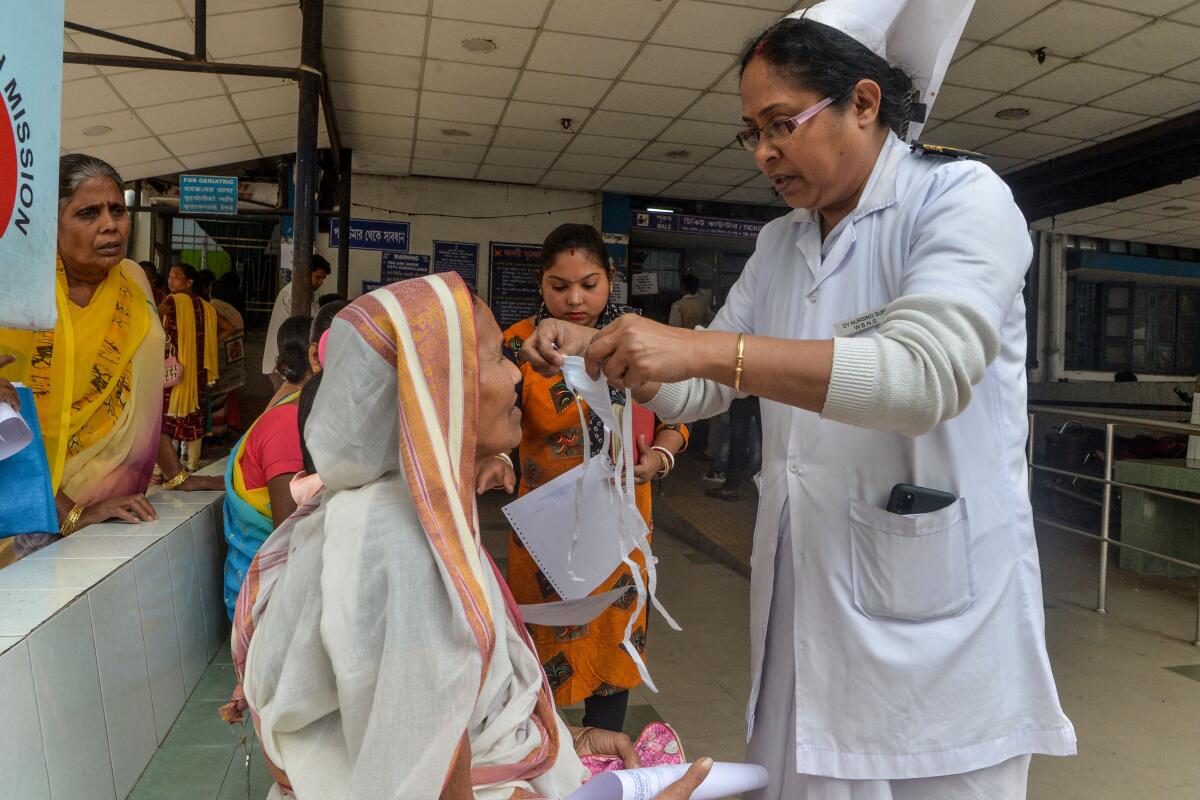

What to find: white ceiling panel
left=502, top=100, right=593, bottom=131
left=61, top=109, right=150, bottom=150
left=565, top=134, right=648, bottom=158
left=423, top=60, right=521, bottom=99
left=525, top=32, right=640, bottom=79
left=68, top=19, right=195, bottom=60
left=582, top=111, right=673, bottom=140
left=413, top=141, right=489, bottom=163
left=1087, top=20, right=1200, bottom=74
left=207, top=7, right=302, bottom=60
left=182, top=145, right=264, bottom=171
left=350, top=153, right=411, bottom=176
left=485, top=147, right=559, bottom=169
left=218, top=50, right=299, bottom=93
left=514, top=72, right=613, bottom=107
left=210, top=0, right=297, bottom=12
left=601, top=83, right=701, bottom=117
left=1045, top=206, right=1120, bottom=223
left=1150, top=177, right=1200, bottom=198
left=920, top=121, right=1009, bottom=150
left=340, top=111, right=417, bottom=140
left=1018, top=61, right=1148, bottom=105
left=433, top=0, right=552, bottom=28
left=420, top=91, right=507, bottom=125
left=714, top=0, right=799, bottom=10
left=711, top=68, right=743, bottom=95
left=1085, top=210, right=1164, bottom=228
left=1050, top=222, right=1113, bottom=236
left=330, top=82, right=419, bottom=119
left=64, top=0, right=185, bottom=29
left=723, top=186, right=778, bottom=204
left=477, top=164, right=544, bottom=184
left=416, top=118, right=494, bottom=143
left=954, top=95, right=1075, bottom=131
left=619, top=160, right=693, bottom=181
left=553, top=153, right=631, bottom=175
left=231, top=84, right=299, bottom=121
left=662, top=182, right=729, bottom=200
left=995, top=2, right=1150, bottom=60
left=540, top=170, right=610, bottom=190
left=623, top=45, right=735, bottom=90
left=108, top=71, right=227, bottom=108
left=705, top=148, right=758, bottom=169
left=244, top=115, right=299, bottom=143
left=651, top=2, right=779, bottom=55
left=162, top=123, right=253, bottom=157
left=962, top=0, right=1054, bottom=42
left=426, top=19, right=538, bottom=69
left=86, top=137, right=172, bottom=167
left=639, top=142, right=719, bottom=165
left=1171, top=3, right=1200, bottom=23
left=61, top=77, right=127, bottom=120
left=946, top=45, right=1067, bottom=92
left=982, top=130, right=1082, bottom=159
left=603, top=176, right=671, bottom=195
left=139, top=95, right=241, bottom=136
left=410, top=159, right=480, bottom=179
left=1029, top=106, right=1147, bottom=140
left=1135, top=216, right=1200, bottom=233
left=659, top=119, right=743, bottom=148
left=543, top=0, right=669, bottom=41
left=683, top=165, right=759, bottom=186
left=325, top=49, right=423, bottom=89
left=325, top=9, right=426, bottom=57
left=1093, top=77, right=1200, bottom=117
left=120, top=158, right=187, bottom=181
left=492, top=127, right=575, bottom=151
left=682, top=92, right=742, bottom=125
left=927, top=85, right=999, bottom=123
left=1098, top=0, right=1194, bottom=14
left=259, top=130, right=331, bottom=157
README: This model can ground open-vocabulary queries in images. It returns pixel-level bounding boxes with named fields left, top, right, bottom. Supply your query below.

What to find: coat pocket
left=849, top=497, right=975, bottom=623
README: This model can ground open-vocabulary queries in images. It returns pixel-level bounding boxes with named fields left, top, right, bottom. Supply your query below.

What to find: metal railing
left=1027, top=405, right=1200, bottom=646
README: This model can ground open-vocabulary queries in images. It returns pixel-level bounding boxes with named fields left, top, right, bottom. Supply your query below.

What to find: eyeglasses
left=735, top=95, right=837, bottom=152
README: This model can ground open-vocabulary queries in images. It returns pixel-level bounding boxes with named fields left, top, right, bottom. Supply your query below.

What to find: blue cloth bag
left=0, top=386, right=58, bottom=537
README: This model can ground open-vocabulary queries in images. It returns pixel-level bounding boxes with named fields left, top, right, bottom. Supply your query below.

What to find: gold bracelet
left=734, top=333, right=746, bottom=392
left=571, top=726, right=594, bottom=752
left=60, top=504, right=85, bottom=536
left=162, top=469, right=190, bottom=490
left=493, top=452, right=514, bottom=470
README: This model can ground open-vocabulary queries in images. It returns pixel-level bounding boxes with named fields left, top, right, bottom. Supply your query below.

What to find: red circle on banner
left=0, top=100, right=17, bottom=238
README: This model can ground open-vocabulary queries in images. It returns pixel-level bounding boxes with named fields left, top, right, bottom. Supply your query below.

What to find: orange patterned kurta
left=503, top=315, right=688, bottom=707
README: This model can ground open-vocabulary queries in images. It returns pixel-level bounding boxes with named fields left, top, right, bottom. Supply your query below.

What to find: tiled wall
left=0, top=490, right=226, bottom=800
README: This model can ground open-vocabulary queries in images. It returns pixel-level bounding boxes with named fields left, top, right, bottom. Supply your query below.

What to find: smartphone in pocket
left=886, top=483, right=956, bottom=515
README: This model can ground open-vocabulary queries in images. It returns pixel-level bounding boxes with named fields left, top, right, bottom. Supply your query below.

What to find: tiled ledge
left=0, top=461, right=227, bottom=800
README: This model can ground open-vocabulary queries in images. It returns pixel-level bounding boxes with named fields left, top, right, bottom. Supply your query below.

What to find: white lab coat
left=262, top=281, right=319, bottom=375
left=648, top=134, right=1076, bottom=780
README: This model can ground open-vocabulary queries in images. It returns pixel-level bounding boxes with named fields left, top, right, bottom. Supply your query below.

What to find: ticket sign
left=381, top=251, right=430, bottom=282
left=630, top=210, right=764, bottom=240
left=329, top=217, right=409, bottom=252
left=179, top=174, right=238, bottom=215
left=0, top=0, right=64, bottom=330
left=433, top=240, right=479, bottom=290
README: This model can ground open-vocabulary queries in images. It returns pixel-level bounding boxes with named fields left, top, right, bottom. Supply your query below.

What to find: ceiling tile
left=995, top=2, right=1150, bottom=60
left=963, top=0, right=1055, bottom=42
left=219, top=50, right=299, bottom=93
left=163, top=123, right=253, bottom=157
left=1134, top=217, right=1200, bottom=233
left=83, top=137, right=171, bottom=167
left=258, top=130, right=331, bottom=157
left=207, top=7, right=301, bottom=59
left=1101, top=0, right=1194, bottom=12
left=1095, top=226, right=1157, bottom=241
left=416, top=118, right=494, bottom=143
left=484, top=147, right=559, bottom=169
left=1051, top=221, right=1113, bottom=236
left=1151, top=177, right=1200, bottom=197
left=658, top=119, right=744, bottom=148
left=582, top=111, right=672, bottom=140
left=705, top=148, right=758, bottom=169
left=109, top=71, right=226, bottom=108
left=139, top=96, right=241, bottom=136
left=1170, top=3, right=1200, bottom=23
left=244, top=115, right=298, bottom=143
left=331, top=82, right=419, bottom=117
left=1093, top=77, right=1200, bottom=117
left=60, top=109, right=150, bottom=150
left=552, top=153, right=631, bottom=175
left=340, top=111, right=417, bottom=140
left=329, top=0, right=427, bottom=13
left=1053, top=205, right=1135, bottom=223
left=954, top=95, right=1075, bottom=130
left=619, top=160, right=693, bottom=181
left=722, top=186, right=778, bottom=204
left=927, top=85, right=999, bottom=123
left=1029, top=106, right=1146, bottom=139
left=952, top=38, right=981, bottom=63
left=651, top=2, right=779, bottom=54
left=502, top=100, right=593, bottom=131
left=118, top=158, right=186, bottom=181
left=65, top=0, right=185, bottom=29
left=601, top=83, right=701, bottom=117
left=623, top=45, right=735, bottom=90
left=61, top=77, right=127, bottom=120
left=325, top=49, right=423, bottom=89
left=62, top=63, right=99, bottom=82
left=543, top=0, right=669, bottom=41
left=413, top=141, right=488, bottom=163
left=1087, top=210, right=1164, bottom=228
left=683, top=165, right=758, bottom=186
left=1017, top=61, right=1147, bottom=104
left=492, top=127, right=575, bottom=150
left=661, top=182, right=728, bottom=200
left=540, top=170, right=610, bottom=190
left=1088, top=21, right=1200, bottom=74
left=565, top=134, right=648, bottom=158
left=514, top=72, right=613, bottom=107
left=423, top=60, right=520, bottom=98
left=708, top=0, right=796, bottom=10
left=639, top=142, right=719, bottom=165
left=984, top=155, right=1029, bottom=174
left=181, top=145, right=264, bottom=171
left=433, top=0, right=551, bottom=27
left=69, top=19, right=195, bottom=59
left=427, top=18, right=538, bottom=69
left=231, top=84, right=299, bottom=121
left=918, top=121, right=1009, bottom=150
left=477, top=164, right=545, bottom=184
left=420, top=91, right=508, bottom=125
left=410, top=159, right=480, bottom=179
left=350, top=153, right=411, bottom=176
left=325, top=9, right=426, bottom=56
left=682, top=92, right=743, bottom=125
left=525, top=32, right=640, bottom=79
left=981, top=130, right=1082, bottom=159
left=711, top=68, right=743, bottom=95
left=603, top=176, right=671, bottom=195
left=945, top=45, right=1067, bottom=92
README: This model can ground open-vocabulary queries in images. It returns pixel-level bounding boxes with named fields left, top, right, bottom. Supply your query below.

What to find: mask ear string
left=566, top=391, right=592, bottom=583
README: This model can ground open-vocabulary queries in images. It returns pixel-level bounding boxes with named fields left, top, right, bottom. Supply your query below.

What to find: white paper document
left=0, top=399, right=33, bottom=461
left=502, top=455, right=647, bottom=601
left=565, top=762, right=769, bottom=800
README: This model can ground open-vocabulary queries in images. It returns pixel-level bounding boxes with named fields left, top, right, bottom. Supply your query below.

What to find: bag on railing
left=0, top=386, right=58, bottom=537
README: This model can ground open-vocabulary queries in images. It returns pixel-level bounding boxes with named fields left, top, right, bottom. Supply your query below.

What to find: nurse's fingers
left=583, top=327, right=621, bottom=380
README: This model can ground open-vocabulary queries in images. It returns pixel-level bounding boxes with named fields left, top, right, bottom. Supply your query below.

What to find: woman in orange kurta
left=483, top=223, right=687, bottom=733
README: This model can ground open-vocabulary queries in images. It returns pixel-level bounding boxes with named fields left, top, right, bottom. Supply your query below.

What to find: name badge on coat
left=834, top=303, right=888, bottom=337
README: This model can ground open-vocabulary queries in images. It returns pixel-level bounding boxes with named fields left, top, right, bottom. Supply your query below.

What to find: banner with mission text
left=0, top=1, right=64, bottom=330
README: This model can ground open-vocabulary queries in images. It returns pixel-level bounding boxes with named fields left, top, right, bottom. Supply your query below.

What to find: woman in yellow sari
left=0, top=154, right=215, bottom=565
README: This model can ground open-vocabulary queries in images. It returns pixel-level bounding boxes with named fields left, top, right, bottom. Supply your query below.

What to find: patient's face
left=475, top=303, right=522, bottom=457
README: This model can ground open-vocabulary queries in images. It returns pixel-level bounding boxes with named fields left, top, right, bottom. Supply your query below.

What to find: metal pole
left=1195, top=578, right=1200, bottom=647
left=337, top=148, right=352, bottom=298
left=194, top=0, right=207, bottom=59
left=290, top=0, right=324, bottom=317
left=1097, top=422, right=1115, bottom=615
left=63, top=51, right=298, bottom=79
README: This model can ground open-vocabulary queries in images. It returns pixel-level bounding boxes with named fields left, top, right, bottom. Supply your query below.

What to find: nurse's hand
left=584, top=315, right=692, bottom=388
left=654, top=758, right=713, bottom=799
left=521, top=317, right=600, bottom=376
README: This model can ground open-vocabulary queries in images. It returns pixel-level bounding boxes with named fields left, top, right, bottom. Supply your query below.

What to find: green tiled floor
left=129, top=642, right=274, bottom=800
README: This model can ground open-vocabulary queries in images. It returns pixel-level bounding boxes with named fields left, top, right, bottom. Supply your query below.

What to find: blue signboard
left=179, top=174, right=239, bottom=215
left=381, top=251, right=430, bottom=282
left=488, top=242, right=542, bottom=330
left=630, top=210, right=763, bottom=240
left=433, top=240, right=479, bottom=290
left=329, top=217, right=409, bottom=252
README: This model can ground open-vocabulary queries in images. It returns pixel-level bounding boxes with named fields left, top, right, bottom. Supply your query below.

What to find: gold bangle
left=493, top=452, right=514, bottom=470
left=162, top=469, right=190, bottom=490
left=571, top=726, right=594, bottom=752
left=60, top=504, right=85, bottom=536
left=733, top=333, right=745, bottom=392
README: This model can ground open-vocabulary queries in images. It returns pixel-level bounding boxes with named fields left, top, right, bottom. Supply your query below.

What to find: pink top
left=241, top=403, right=304, bottom=491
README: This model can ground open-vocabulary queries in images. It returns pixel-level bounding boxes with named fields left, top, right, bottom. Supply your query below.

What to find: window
left=1067, top=279, right=1200, bottom=375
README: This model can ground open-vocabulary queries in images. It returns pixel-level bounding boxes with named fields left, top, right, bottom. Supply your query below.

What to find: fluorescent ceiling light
left=647, top=207, right=675, bottom=213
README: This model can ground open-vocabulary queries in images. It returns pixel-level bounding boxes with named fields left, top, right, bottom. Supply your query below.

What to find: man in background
left=668, top=274, right=714, bottom=330
left=263, top=255, right=330, bottom=390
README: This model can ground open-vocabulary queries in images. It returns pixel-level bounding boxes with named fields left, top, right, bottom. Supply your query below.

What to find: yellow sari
left=0, top=258, right=165, bottom=564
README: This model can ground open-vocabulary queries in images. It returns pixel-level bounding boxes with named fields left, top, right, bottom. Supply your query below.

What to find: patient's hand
left=571, top=726, right=639, bottom=769
left=475, top=455, right=516, bottom=495
left=653, top=758, right=712, bottom=799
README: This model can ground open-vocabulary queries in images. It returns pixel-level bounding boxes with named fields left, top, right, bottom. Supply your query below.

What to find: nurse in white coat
left=521, top=0, right=1076, bottom=797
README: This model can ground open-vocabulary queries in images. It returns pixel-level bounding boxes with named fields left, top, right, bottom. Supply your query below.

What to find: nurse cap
left=786, top=0, right=975, bottom=142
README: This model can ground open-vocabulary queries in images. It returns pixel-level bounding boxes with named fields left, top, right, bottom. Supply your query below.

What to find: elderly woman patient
left=230, top=274, right=707, bottom=799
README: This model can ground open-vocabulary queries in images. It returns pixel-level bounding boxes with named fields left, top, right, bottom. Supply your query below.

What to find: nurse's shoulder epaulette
left=909, top=141, right=988, bottom=161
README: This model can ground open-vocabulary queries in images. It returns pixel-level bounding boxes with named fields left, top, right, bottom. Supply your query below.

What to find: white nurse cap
left=786, top=0, right=975, bottom=141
